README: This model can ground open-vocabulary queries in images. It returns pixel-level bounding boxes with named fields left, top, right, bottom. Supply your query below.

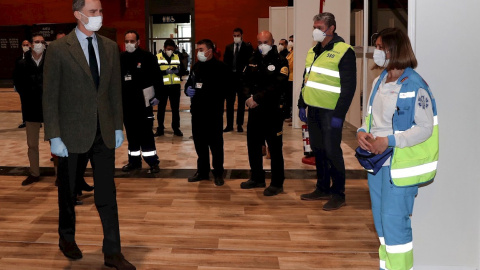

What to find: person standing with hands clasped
left=357, top=28, right=438, bottom=270
left=185, top=39, right=229, bottom=186
left=42, top=0, right=135, bottom=269
left=298, top=13, right=357, bottom=210
left=240, top=31, right=289, bottom=196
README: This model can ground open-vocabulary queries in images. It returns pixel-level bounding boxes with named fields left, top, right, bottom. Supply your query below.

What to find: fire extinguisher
left=302, top=124, right=312, bottom=156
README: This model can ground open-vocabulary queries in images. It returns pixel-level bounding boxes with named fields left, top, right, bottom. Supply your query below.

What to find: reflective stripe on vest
left=301, top=42, right=352, bottom=109
left=157, top=53, right=181, bottom=85
left=366, top=68, right=439, bottom=186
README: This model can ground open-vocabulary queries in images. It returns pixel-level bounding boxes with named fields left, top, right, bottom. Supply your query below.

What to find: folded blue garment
left=355, top=147, right=393, bottom=175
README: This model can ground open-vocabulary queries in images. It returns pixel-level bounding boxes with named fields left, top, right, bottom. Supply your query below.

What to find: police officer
left=120, top=30, right=161, bottom=173
left=185, top=39, right=229, bottom=186
left=240, top=31, right=289, bottom=196
left=155, top=39, right=185, bottom=137
left=298, top=13, right=357, bottom=211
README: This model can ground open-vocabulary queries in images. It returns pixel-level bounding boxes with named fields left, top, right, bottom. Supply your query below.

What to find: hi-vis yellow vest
left=157, top=53, right=181, bottom=85
left=365, top=68, right=439, bottom=187
left=301, top=42, right=351, bottom=109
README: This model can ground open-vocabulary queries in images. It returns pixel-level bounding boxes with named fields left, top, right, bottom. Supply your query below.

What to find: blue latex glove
left=171, top=68, right=179, bottom=74
left=165, top=68, right=174, bottom=74
left=115, top=130, right=124, bottom=149
left=150, top=98, right=159, bottom=106
left=50, top=137, right=68, bottom=157
left=299, top=107, right=307, bottom=122
left=186, top=86, right=195, bottom=97
left=331, top=116, right=343, bottom=128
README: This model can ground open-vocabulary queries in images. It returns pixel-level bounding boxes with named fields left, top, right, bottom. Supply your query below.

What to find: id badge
left=195, top=82, right=203, bottom=89
left=125, top=75, right=132, bottom=81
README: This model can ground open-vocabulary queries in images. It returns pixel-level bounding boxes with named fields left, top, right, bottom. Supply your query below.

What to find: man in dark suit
left=223, top=28, right=253, bottom=133
left=43, top=0, right=135, bottom=269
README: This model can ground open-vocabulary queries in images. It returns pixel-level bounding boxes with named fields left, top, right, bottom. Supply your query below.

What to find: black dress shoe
left=214, top=175, right=224, bottom=186
left=154, top=129, right=164, bottom=137
left=122, top=163, right=142, bottom=172
left=76, top=179, right=94, bottom=196
left=188, top=172, right=209, bottom=182
left=59, top=239, right=82, bottom=260
left=240, top=179, right=266, bottom=189
left=18, top=122, right=26, bottom=128
left=263, top=185, right=284, bottom=196
left=22, top=175, right=40, bottom=186
left=173, top=129, right=183, bottom=137
left=104, top=253, right=136, bottom=270
left=223, top=126, right=233, bottom=132
left=148, top=164, right=160, bottom=174
left=237, top=125, right=243, bottom=132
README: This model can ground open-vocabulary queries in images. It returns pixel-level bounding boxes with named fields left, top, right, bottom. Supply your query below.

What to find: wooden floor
left=0, top=176, right=378, bottom=270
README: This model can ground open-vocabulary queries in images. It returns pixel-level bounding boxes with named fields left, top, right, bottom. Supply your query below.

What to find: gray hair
left=72, top=0, right=85, bottom=12
left=313, top=12, right=336, bottom=32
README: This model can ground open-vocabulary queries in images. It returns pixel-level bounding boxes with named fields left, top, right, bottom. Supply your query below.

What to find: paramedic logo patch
left=417, top=95, right=429, bottom=110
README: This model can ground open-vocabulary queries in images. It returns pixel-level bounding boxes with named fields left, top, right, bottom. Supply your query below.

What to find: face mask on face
left=197, top=51, right=208, bottom=62
left=166, top=50, right=173, bottom=57
left=79, top=12, right=103, bottom=32
left=33, top=43, right=44, bottom=54
left=258, top=44, right=272, bottom=55
left=287, top=41, right=293, bottom=49
left=125, top=43, right=136, bottom=53
left=233, top=37, right=242, bottom=44
left=373, top=49, right=390, bottom=67
left=22, top=46, right=30, bottom=52
left=277, top=45, right=285, bottom=53
left=313, top=28, right=327, bottom=42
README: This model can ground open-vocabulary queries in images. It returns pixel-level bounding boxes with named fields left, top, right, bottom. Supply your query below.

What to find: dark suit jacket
left=43, top=30, right=123, bottom=153
left=223, top=41, right=253, bottom=73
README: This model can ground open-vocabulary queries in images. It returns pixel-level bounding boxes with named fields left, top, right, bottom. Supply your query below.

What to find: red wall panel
left=0, top=0, right=146, bottom=49
left=195, top=0, right=288, bottom=60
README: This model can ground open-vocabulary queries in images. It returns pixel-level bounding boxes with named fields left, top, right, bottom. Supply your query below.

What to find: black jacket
left=243, top=45, right=289, bottom=111
left=13, top=50, right=44, bottom=122
left=224, top=41, right=253, bottom=73
left=120, top=47, right=162, bottom=118
left=185, top=57, right=229, bottom=115
left=298, top=34, right=357, bottom=120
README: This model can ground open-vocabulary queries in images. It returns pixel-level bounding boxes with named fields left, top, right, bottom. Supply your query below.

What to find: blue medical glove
left=171, top=68, right=179, bottom=74
left=165, top=68, right=174, bottom=74
left=150, top=98, right=159, bottom=106
left=115, top=130, right=124, bottom=149
left=299, top=107, right=307, bottom=122
left=50, top=137, right=68, bottom=157
left=186, top=86, right=196, bottom=97
left=331, top=116, right=343, bottom=128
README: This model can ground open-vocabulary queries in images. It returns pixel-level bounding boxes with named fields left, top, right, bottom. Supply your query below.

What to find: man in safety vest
left=155, top=39, right=186, bottom=137
left=297, top=12, right=357, bottom=211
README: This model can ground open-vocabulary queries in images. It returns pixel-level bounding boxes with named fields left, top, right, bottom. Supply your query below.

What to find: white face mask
left=197, top=51, right=208, bottom=62
left=313, top=28, right=327, bottom=42
left=258, top=44, right=272, bottom=55
left=125, top=43, right=136, bottom=53
left=287, top=41, right=293, bottom=49
left=33, top=43, right=45, bottom=54
left=79, top=12, right=103, bottom=32
left=233, top=37, right=242, bottom=44
left=165, top=50, right=173, bottom=57
left=22, top=46, right=30, bottom=53
left=277, top=45, right=285, bottom=53
left=373, top=49, right=390, bottom=67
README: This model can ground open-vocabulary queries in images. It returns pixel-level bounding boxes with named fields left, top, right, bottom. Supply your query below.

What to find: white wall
left=269, top=7, right=287, bottom=45
left=322, top=0, right=350, bottom=44
left=258, top=18, right=269, bottom=33
left=411, top=0, right=480, bottom=269
left=292, top=0, right=320, bottom=128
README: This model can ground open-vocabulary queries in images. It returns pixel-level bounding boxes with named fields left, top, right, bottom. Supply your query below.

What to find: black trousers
left=247, top=108, right=285, bottom=187
left=225, top=73, right=246, bottom=128
left=283, top=81, right=293, bottom=119
left=307, top=106, right=346, bottom=197
left=57, top=130, right=121, bottom=254
left=157, top=84, right=181, bottom=131
left=124, top=116, right=159, bottom=167
left=191, top=112, right=224, bottom=177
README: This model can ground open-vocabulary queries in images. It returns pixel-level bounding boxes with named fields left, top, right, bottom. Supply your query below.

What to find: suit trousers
left=247, top=108, right=285, bottom=187
left=26, top=121, right=41, bottom=177
left=157, top=84, right=181, bottom=131
left=307, top=106, right=346, bottom=197
left=225, top=73, right=246, bottom=128
left=57, top=129, right=121, bottom=254
left=191, top=112, right=224, bottom=177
